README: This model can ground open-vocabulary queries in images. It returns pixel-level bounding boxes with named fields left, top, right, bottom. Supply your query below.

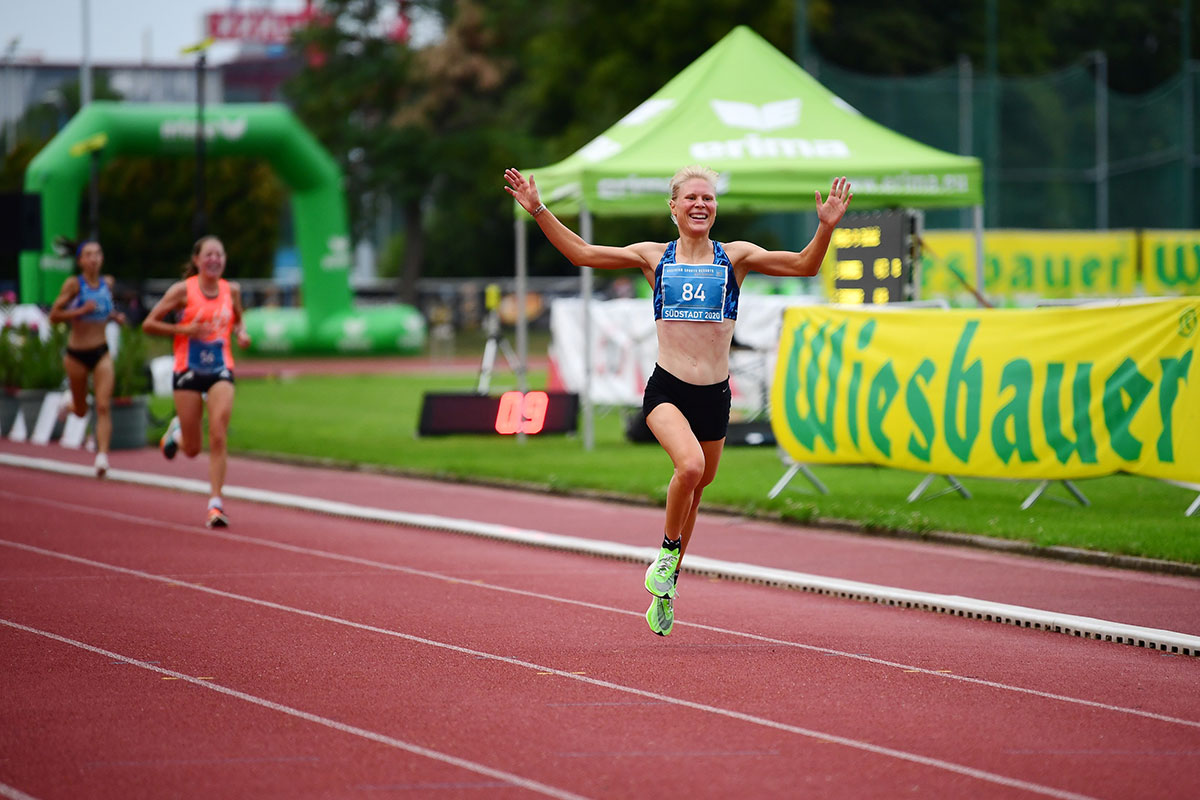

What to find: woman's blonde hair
left=668, top=165, right=719, bottom=200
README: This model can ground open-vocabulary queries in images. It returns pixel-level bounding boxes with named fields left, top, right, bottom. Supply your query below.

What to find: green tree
left=810, top=0, right=1197, bottom=94
left=287, top=0, right=513, bottom=299
left=510, top=0, right=793, bottom=162
left=95, top=156, right=284, bottom=284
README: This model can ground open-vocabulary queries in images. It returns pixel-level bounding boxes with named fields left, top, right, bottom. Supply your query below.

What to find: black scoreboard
left=419, top=391, right=579, bottom=436
left=831, top=209, right=920, bottom=305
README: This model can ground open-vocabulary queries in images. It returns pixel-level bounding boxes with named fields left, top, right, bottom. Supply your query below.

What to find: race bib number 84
left=661, top=264, right=727, bottom=322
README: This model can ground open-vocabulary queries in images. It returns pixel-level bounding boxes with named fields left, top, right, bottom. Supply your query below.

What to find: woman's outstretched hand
left=504, top=168, right=542, bottom=215
left=816, top=176, right=853, bottom=227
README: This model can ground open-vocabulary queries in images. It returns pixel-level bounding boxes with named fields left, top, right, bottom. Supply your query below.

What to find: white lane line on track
left=2, top=452, right=1198, bottom=656
left=0, top=781, right=40, bottom=800
left=0, top=540, right=1100, bottom=800
left=0, top=616, right=589, bottom=800
left=5, top=490, right=1200, bottom=732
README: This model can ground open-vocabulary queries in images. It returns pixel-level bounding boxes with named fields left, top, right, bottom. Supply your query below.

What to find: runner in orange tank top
left=171, top=276, right=237, bottom=376
left=143, top=236, right=251, bottom=528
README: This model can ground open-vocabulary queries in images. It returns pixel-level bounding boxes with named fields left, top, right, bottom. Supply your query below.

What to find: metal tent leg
left=1159, top=479, right=1200, bottom=517
left=1062, top=480, right=1090, bottom=507
left=908, top=474, right=971, bottom=503
left=768, top=461, right=829, bottom=499
left=1021, top=480, right=1090, bottom=510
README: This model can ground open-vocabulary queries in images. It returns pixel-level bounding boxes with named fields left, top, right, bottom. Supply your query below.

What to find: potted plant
left=12, top=322, right=68, bottom=435
left=0, top=323, right=19, bottom=435
left=107, top=325, right=151, bottom=449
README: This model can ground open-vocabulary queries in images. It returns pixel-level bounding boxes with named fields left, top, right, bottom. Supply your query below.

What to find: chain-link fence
left=812, top=55, right=1199, bottom=231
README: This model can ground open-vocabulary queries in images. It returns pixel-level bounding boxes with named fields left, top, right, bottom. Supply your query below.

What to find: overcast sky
left=0, top=0, right=312, bottom=66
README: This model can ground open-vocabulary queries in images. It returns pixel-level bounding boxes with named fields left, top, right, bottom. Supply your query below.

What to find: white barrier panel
left=548, top=294, right=816, bottom=412
left=29, top=391, right=65, bottom=445
left=149, top=355, right=175, bottom=397
left=60, top=411, right=90, bottom=449
left=6, top=392, right=93, bottom=449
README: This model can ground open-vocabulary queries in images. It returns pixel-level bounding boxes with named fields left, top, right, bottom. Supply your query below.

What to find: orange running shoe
left=206, top=506, right=229, bottom=528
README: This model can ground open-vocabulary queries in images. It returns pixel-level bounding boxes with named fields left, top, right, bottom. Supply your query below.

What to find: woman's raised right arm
left=504, top=168, right=653, bottom=272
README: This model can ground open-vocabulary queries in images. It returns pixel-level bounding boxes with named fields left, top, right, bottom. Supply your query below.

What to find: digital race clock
left=418, top=391, right=580, bottom=436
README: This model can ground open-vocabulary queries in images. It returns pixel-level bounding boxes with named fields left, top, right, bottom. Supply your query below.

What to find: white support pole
left=514, top=216, right=529, bottom=444
left=958, top=53, right=973, bottom=231
left=80, top=0, right=92, bottom=106
left=1094, top=50, right=1109, bottom=230
left=579, top=207, right=595, bottom=452
left=3, top=39, right=17, bottom=155
left=514, top=217, right=528, bottom=394
left=972, top=205, right=988, bottom=307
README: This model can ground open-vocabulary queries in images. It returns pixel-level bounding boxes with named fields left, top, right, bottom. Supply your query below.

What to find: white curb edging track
left=4, top=452, right=1197, bottom=657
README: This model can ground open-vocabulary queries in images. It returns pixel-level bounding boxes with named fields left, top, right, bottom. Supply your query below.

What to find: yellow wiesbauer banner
left=1142, top=230, right=1200, bottom=296
left=770, top=299, right=1200, bottom=482
left=919, top=230, right=1139, bottom=305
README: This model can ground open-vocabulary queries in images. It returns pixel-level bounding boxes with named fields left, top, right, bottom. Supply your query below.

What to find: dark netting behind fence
left=812, top=56, right=1198, bottom=230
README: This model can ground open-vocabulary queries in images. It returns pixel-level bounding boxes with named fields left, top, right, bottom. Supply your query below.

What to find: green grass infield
left=150, top=369, right=1200, bottom=568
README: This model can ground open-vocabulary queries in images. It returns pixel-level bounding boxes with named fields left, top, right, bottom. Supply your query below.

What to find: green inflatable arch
left=20, top=101, right=425, bottom=355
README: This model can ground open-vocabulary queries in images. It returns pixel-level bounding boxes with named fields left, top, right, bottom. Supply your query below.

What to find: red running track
left=1, top=443, right=1199, bottom=799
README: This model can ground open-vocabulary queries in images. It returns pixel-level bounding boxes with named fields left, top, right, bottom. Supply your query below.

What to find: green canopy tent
left=512, top=25, right=985, bottom=447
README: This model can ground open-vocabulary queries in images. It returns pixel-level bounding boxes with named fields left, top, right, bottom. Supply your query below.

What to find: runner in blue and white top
left=504, top=164, right=852, bottom=637
left=48, top=240, right=127, bottom=477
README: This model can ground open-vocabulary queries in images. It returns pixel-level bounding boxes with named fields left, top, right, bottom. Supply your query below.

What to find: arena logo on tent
left=159, top=117, right=249, bottom=142
left=694, top=98, right=849, bottom=160
left=710, top=99, right=800, bottom=131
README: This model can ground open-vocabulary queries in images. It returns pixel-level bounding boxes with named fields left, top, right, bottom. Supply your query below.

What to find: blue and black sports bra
left=652, top=240, right=739, bottom=322
left=71, top=277, right=114, bottom=323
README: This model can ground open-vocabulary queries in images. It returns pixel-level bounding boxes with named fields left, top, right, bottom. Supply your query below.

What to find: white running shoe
left=94, top=452, right=108, bottom=478
left=161, top=416, right=181, bottom=460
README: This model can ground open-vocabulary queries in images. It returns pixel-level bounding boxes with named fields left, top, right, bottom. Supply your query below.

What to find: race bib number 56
left=187, top=338, right=226, bottom=374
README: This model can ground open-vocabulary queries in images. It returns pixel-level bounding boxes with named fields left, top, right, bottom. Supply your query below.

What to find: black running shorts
left=66, top=343, right=109, bottom=370
left=642, top=363, right=731, bottom=442
left=173, top=369, right=235, bottom=393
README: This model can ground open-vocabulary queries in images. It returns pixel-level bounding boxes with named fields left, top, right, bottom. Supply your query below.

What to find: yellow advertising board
left=917, top=230, right=1139, bottom=305
left=770, top=300, right=1200, bottom=483
left=1142, top=230, right=1200, bottom=296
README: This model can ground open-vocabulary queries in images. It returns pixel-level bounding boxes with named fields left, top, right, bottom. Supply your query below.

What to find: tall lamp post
left=1183, top=0, right=1193, bottom=227
left=182, top=37, right=215, bottom=240
left=69, top=132, right=108, bottom=240
left=4, top=37, right=20, bottom=156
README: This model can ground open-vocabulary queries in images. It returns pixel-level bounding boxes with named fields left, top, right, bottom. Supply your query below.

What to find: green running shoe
left=646, top=593, right=675, bottom=636
left=644, top=545, right=680, bottom=598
